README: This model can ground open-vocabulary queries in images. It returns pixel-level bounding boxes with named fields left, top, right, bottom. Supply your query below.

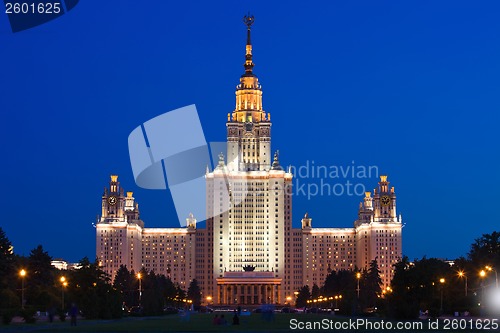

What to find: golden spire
left=231, top=14, right=265, bottom=123
left=243, top=13, right=255, bottom=76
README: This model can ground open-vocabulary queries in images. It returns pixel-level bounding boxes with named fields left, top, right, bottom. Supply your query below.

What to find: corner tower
left=96, top=175, right=144, bottom=281
left=355, top=175, right=402, bottom=287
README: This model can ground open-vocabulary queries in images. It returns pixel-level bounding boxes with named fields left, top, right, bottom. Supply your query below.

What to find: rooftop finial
left=243, top=13, right=255, bottom=34
left=271, top=150, right=283, bottom=170
left=242, top=13, right=255, bottom=76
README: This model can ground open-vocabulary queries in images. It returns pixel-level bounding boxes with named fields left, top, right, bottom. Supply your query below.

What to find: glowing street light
left=356, top=272, right=361, bottom=299
left=439, top=278, right=445, bottom=315
left=137, top=273, right=142, bottom=305
left=334, top=294, right=342, bottom=308
left=19, top=269, right=26, bottom=309
left=485, top=266, right=498, bottom=289
left=458, top=271, right=468, bottom=297
left=480, top=270, right=488, bottom=305
left=60, top=276, right=67, bottom=309
left=206, top=296, right=212, bottom=305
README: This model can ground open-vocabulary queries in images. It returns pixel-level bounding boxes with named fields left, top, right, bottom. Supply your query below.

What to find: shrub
left=58, top=309, right=66, bottom=322
left=1, top=309, right=16, bottom=325
left=20, top=307, right=36, bottom=324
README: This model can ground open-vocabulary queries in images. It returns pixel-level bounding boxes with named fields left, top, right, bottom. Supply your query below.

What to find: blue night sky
left=1, top=1, right=499, bottom=263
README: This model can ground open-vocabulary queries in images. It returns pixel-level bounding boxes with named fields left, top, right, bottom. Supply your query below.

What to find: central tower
left=206, top=15, right=293, bottom=305
left=226, top=14, right=271, bottom=172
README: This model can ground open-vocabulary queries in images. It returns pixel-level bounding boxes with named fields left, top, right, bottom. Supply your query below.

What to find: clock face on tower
left=380, top=195, right=391, bottom=206
left=108, top=196, right=117, bottom=206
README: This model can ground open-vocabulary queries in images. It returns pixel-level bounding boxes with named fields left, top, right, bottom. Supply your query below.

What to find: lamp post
left=206, top=296, right=212, bottom=306
left=19, top=269, right=26, bottom=309
left=458, top=271, right=467, bottom=297
left=485, top=266, right=498, bottom=289
left=480, top=270, right=487, bottom=306
left=60, top=276, right=67, bottom=310
left=137, top=273, right=142, bottom=306
left=439, top=278, right=445, bottom=315
left=356, top=272, right=361, bottom=299
left=334, top=295, right=342, bottom=308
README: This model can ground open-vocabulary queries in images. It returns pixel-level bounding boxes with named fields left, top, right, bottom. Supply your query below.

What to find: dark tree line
left=296, top=260, right=382, bottom=315
left=388, top=231, right=500, bottom=319
left=296, top=230, right=500, bottom=319
left=0, top=227, right=201, bottom=324
left=112, top=265, right=199, bottom=315
left=4, top=227, right=500, bottom=322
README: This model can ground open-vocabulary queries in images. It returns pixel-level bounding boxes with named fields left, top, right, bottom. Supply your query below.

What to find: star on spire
left=242, top=13, right=255, bottom=76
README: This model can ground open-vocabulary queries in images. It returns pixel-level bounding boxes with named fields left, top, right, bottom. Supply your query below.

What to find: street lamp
left=334, top=295, right=342, bottom=308
left=439, top=278, right=445, bottom=315
left=19, top=269, right=26, bottom=309
left=356, top=272, right=361, bottom=299
left=137, top=273, right=142, bottom=306
left=485, top=266, right=498, bottom=289
left=206, top=296, right=212, bottom=305
left=480, top=270, right=487, bottom=306
left=60, top=276, right=67, bottom=310
left=458, top=271, right=467, bottom=297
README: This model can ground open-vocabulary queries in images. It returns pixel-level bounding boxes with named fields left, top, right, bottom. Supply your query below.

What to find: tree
left=387, top=256, right=457, bottom=319
left=311, top=283, right=320, bottom=299
left=25, top=245, right=57, bottom=310
left=187, top=279, right=202, bottom=307
left=67, top=257, right=120, bottom=319
left=321, top=269, right=357, bottom=315
left=161, top=275, right=177, bottom=306
left=322, top=269, right=356, bottom=297
left=361, top=260, right=382, bottom=309
left=113, top=265, right=134, bottom=307
left=0, top=228, right=14, bottom=288
left=468, top=231, right=500, bottom=268
left=141, top=270, right=164, bottom=316
left=295, top=285, right=310, bottom=308
left=27, top=245, right=54, bottom=288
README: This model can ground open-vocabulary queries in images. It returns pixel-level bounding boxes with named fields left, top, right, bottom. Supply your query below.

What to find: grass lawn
left=1, top=313, right=491, bottom=332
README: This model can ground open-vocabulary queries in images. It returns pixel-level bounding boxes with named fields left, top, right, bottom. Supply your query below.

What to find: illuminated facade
left=96, top=17, right=402, bottom=304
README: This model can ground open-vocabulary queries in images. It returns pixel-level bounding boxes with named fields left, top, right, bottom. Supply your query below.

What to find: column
left=264, top=284, right=268, bottom=303
left=277, top=284, right=280, bottom=304
left=235, top=284, right=239, bottom=305
left=251, top=284, right=255, bottom=305
left=269, top=285, right=274, bottom=304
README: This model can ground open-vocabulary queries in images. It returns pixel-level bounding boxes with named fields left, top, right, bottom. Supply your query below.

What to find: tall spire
left=229, top=14, right=265, bottom=123
left=243, top=13, right=255, bottom=76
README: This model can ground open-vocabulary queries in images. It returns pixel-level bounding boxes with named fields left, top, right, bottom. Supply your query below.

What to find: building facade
left=96, top=17, right=402, bottom=305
